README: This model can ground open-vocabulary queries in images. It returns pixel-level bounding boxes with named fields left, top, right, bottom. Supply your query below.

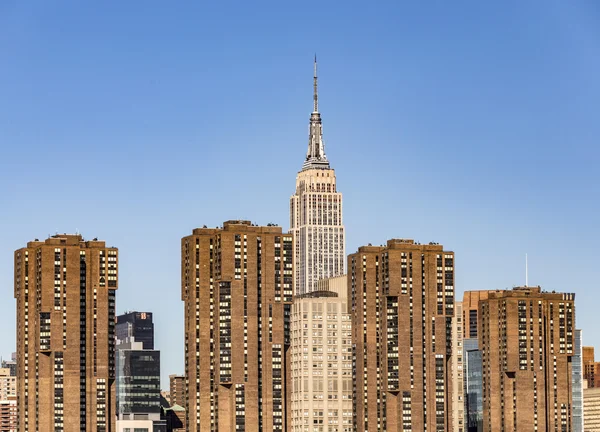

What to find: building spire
left=313, top=54, right=318, bottom=113
left=302, top=55, right=330, bottom=171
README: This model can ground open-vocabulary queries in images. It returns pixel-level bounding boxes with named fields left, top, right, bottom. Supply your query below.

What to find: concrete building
left=0, top=397, right=17, bottom=432
left=451, top=302, right=465, bottom=432
left=584, top=387, right=600, bottom=431
left=0, top=355, right=16, bottom=378
left=0, top=369, right=15, bottom=401
left=290, top=289, right=353, bottom=432
left=477, top=287, right=575, bottom=432
left=290, top=58, right=345, bottom=295
left=348, top=239, right=455, bottom=432
left=181, top=221, right=293, bottom=432
left=169, top=374, right=185, bottom=408
left=0, top=368, right=17, bottom=432
left=115, top=418, right=154, bottom=432
left=317, top=275, right=347, bottom=299
left=14, top=234, right=118, bottom=432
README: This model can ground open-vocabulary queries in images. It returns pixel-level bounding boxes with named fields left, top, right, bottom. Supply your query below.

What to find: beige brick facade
left=452, top=302, right=465, bottom=432
left=290, top=291, right=353, bottom=432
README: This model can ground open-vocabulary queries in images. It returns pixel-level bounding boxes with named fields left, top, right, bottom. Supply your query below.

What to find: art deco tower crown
left=291, top=58, right=345, bottom=295
left=302, top=56, right=330, bottom=171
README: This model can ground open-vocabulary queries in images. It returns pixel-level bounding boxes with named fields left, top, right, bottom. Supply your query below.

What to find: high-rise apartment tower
left=348, top=239, right=455, bottom=432
left=290, top=58, right=345, bottom=295
left=14, top=234, right=117, bottom=432
left=476, top=287, right=575, bottom=432
left=181, top=221, right=293, bottom=432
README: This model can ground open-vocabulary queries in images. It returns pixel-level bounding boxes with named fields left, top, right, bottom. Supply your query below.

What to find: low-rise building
left=584, top=387, right=600, bottom=431
left=0, top=396, right=17, bottom=432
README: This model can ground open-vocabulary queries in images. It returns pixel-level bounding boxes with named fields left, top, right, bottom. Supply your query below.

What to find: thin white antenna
left=525, top=253, right=528, bottom=287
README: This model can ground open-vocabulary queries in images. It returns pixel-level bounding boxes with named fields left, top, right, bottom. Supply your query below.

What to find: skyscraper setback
left=181, top=221, right=293, bottom=432
left=348, top=239, right=455, bottom=431
left=14, top=234, right=117, bottom=432
left=290, top=58, right=345, bottom=295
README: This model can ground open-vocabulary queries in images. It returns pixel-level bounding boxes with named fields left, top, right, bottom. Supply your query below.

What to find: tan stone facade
left=14, top=234, right=118, bottom=432
left=317, top=275, right=348, bottom=301
left=181, top=221, right=293, bottom=432
left=477, top=287, right=575, bottom=432
left=348, top=239, right=455, bottom=432
left=583, top=387, right=600, bottom=431
left=290, top=290, right=353, bottom=432
left=0, top=369, right=15, bottom=401
left=451, top=302, right=465, bottom=432
left=290, top=167, right=345, bottom=295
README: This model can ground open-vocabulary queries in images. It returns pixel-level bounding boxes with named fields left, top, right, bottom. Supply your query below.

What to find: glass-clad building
left=464, top=338, right=483, bottom=432
left=572, top=329, right=584, bottom=432
left=116, top=311, right=155, bottom=350
left=116, top=344, right=161, bottom=416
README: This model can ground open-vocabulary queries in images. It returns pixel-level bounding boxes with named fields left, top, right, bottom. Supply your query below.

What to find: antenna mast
left=525, top=253, right=528, bottom=287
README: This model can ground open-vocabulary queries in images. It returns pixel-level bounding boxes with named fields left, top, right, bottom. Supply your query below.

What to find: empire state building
left=290, top=58, right=345, bottom=295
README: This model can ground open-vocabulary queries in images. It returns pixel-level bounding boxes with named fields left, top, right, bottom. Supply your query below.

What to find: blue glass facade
left=463, top=338, right=483, bottom=432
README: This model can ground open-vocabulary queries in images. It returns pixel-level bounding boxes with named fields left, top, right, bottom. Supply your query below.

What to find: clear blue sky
left=1, top=1, right=599, bottom=387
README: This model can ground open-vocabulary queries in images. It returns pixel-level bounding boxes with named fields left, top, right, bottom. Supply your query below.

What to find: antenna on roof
left=525, top=253, right=528, bottom=287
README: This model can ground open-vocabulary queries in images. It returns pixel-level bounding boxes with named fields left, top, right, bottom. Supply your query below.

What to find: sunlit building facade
left=290, top=288, right=353, bottom=432
left=14, top=234, right=118, bottom=432
left=290, top=58, right=345, bottom=295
